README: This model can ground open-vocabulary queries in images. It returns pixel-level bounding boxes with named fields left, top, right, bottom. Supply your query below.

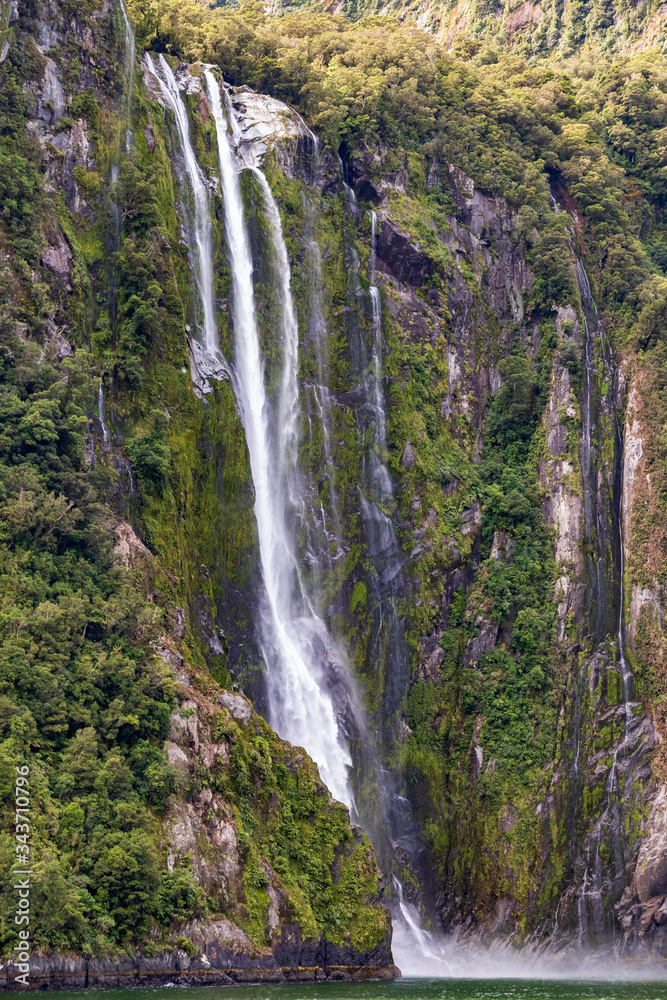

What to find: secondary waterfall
left=368, top=211, right=391, bottom=496
left=567, top=246, right=643, bottom=948
left=205, top=69, right=354, bottom=809
left=147, top=56, right=219, bottom=360
left=118, top=0, right=135, bottom=152
left=98, top=378, right=110, bottom=445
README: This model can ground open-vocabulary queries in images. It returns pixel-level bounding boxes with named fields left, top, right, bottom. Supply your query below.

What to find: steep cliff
left=1, top=0, right=667, bottom=980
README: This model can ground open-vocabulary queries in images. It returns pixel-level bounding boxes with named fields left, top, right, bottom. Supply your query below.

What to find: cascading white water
left=391, top=877, right=459, bottom=976
left=205, top=69, right=354, bottom=809
left=147, top=56, right=219, bottom=360
left=119, top=0, right=135, bottom=152
left=98, top=378, right=110, bottom=445
left=250, top=167, right=300, bottom=481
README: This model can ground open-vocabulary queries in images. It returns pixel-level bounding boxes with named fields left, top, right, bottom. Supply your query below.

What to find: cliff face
left=291, top=0, right=667, bottom=57
left=2, top=0, right=667, bottom=977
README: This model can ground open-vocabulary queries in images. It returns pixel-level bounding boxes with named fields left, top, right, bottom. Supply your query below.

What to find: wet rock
left=144, top=122, right=155, bottom=153
left=463, top=622, right=499, bottom=669
left=41, top=232, right=73, bottom=287
left=401, top=440, right=417, bottom=470
left=377, top=218, right=434, bottom=286
left=635, top=788, right=667, bottom=902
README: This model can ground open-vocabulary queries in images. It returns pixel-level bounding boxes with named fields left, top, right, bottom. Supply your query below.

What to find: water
left=118, top=0, right=135, bottom=151
left=566, top=249, right=639, bottom=946
left=98, top=377, right=110, bottom=444
left=205, top=69, right=354, bottom=810
left=147, top=56, right=219, bottom=359
left=302, top=191, right=344, bottom=564
left=607, top=411, right=633, bottom=795
left=249, top=167, right=300, bottom=481
left=7, top=979, right=667, bottom=1000
left=393, top=878, right=457, bottom=976
left=368, top=211, right=392, bottom=498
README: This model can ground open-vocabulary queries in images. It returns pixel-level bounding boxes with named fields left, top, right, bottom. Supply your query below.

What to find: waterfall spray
left=205, top=69, right=355, bottom=809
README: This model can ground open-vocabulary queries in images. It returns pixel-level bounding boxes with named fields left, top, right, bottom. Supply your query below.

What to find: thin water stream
left=118, top=0, right=135, bottom=152
left=98, top=378, right=110, bottom=445
left=147, top=55, right=219, bottom=360
left=570, top=240, right=637, bottom=947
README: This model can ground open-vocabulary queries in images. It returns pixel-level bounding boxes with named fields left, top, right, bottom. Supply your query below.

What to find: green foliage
left=214, top=708, right=388, bottom=950
left=0, top=337, right=177, bottom=954
left=128, top=431, right=171, bottom=495
left=156, top=866, right=206, bottom=927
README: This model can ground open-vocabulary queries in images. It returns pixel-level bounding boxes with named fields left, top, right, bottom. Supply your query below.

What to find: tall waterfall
left=303, top=195, right=343, bottom=568
left=205, top=69, right=354, bottom=809
left=368, top=210, right=391, bottom=496
left=119, top=0, right=135, bottom=152
left=147, top=56, right=219, bottom=360
left=568, top=245, right=641, bottom=947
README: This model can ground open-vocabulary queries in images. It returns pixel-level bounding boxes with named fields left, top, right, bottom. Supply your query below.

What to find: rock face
left=0, top=942, right=397, bottom=990
left=350, top=0, right=667, bottom=55
left=230, top=86, right=307, bottom=170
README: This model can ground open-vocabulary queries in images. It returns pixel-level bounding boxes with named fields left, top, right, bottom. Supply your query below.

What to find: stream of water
left=118, top=0, right=135, bottom=152
left=147, top=56, right=219, bottom=361
left=205, top=69, right=355, bottom=809
left=570, top=242, right=637, bottom=946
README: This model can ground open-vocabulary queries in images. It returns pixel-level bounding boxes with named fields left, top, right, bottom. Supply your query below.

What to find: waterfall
left=205, top=69, right=354, bottom=809
left=250, top=167, right=300, bottom=479
left=569, top=248, right=639, bottom=948
left=391, top=878, right=460, bottom=976
left=147, top=56, right=219, bottom=361
left=368, top=211, right=393, bottom=499
left=98, top=379, right=110, bottom=445
left=577, top=259, right=596, bottom=616
left=303, top=194, right=343, bottom=562
left=119, top=0, right=135, bottom=152
left=607, top=446, right=634, bottom=794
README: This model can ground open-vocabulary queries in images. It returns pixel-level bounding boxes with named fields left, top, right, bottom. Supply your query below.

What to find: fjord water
left=6, top=980, right=667, bottom=1000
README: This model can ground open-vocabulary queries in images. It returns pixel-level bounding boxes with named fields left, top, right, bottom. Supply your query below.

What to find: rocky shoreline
left=0, top=943, right=400, bottom=991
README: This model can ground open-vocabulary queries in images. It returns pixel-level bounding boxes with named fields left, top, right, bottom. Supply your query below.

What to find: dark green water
left=5, top=979, right=667, bottom=1000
